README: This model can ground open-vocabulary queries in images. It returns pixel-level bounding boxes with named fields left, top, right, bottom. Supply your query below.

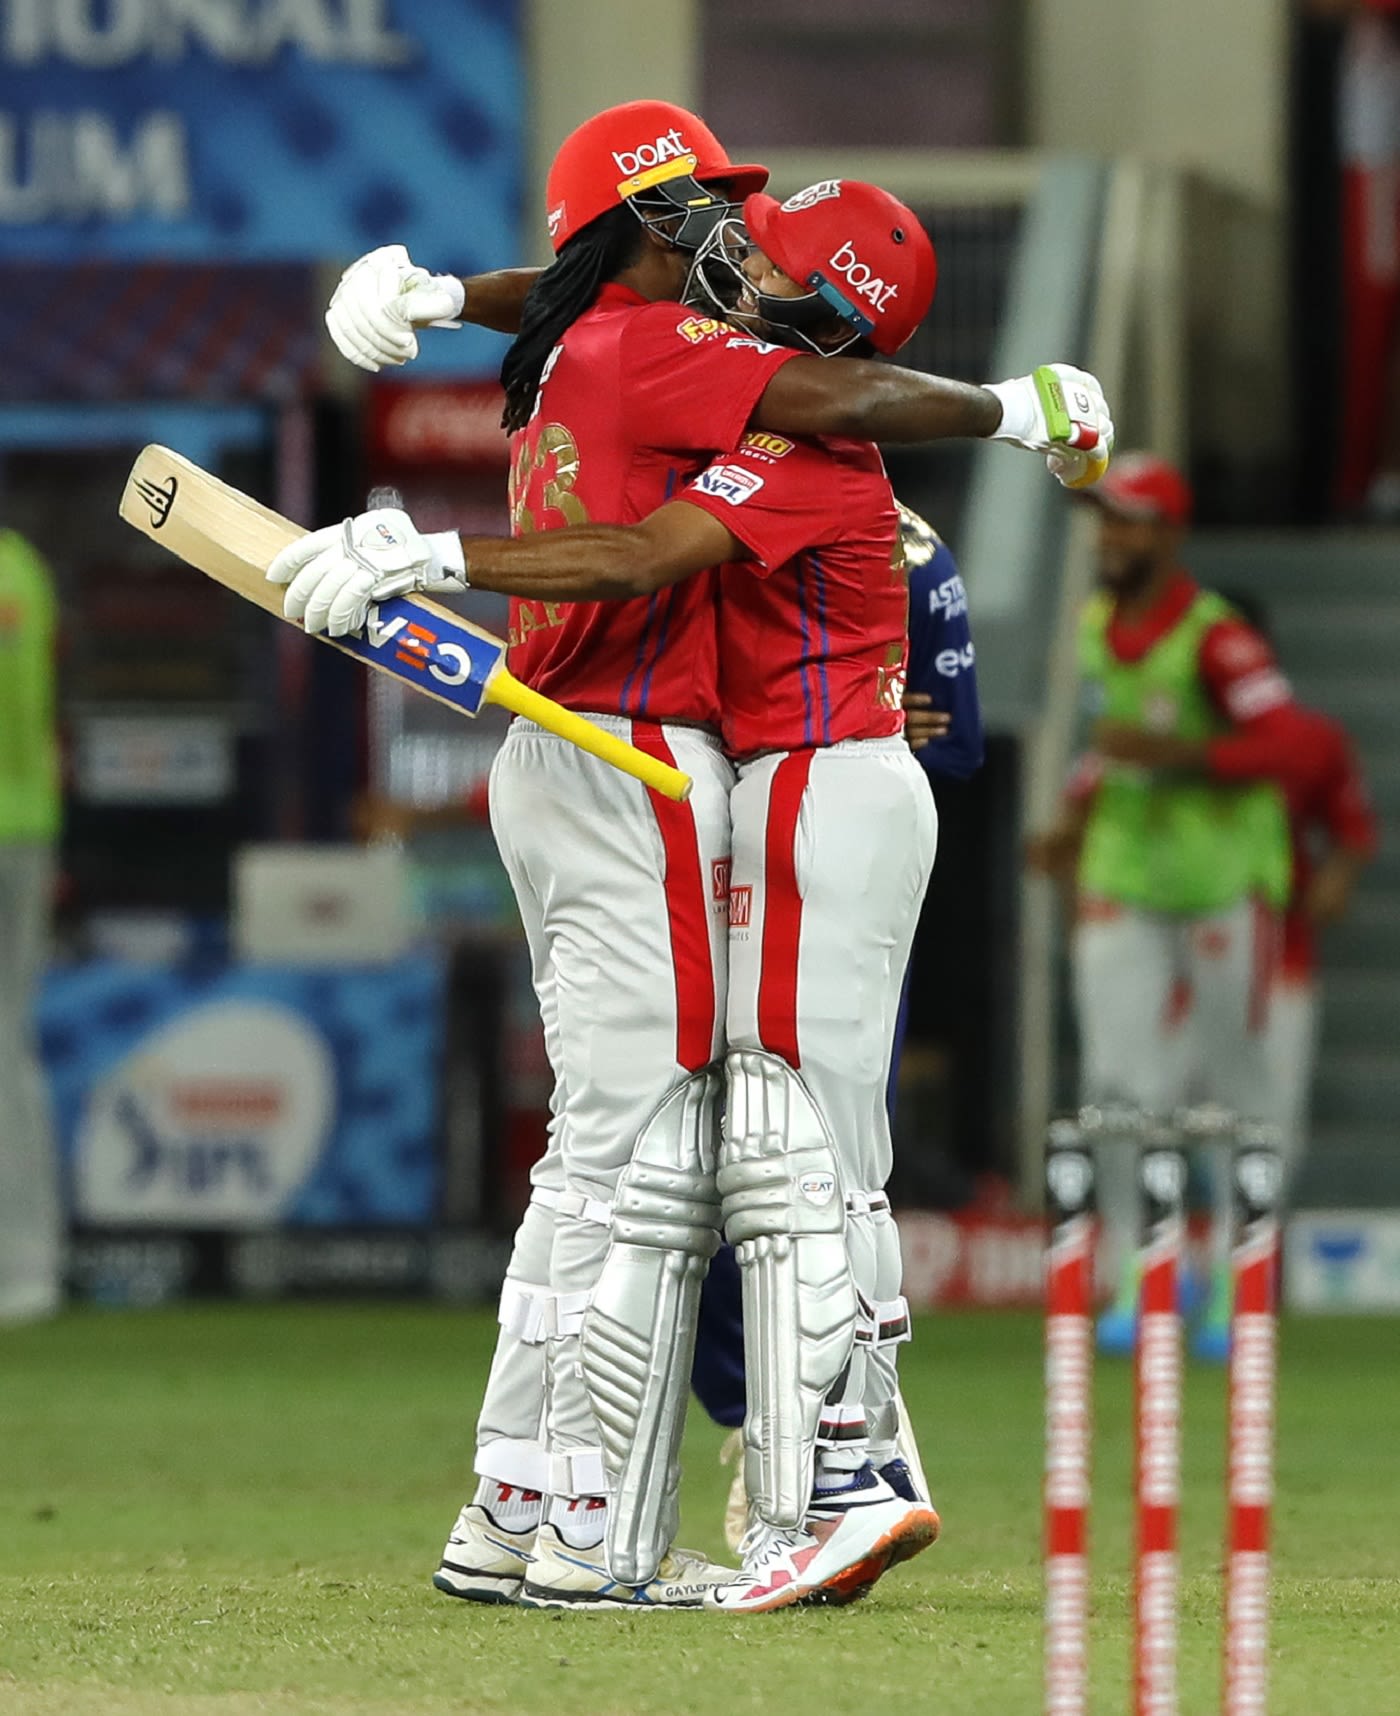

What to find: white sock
left=473, top=1478, right=542, bottom=1534
left=813, top=1451, right=868, bottom=1494
left=547, top=1493, right=607, bottom=1550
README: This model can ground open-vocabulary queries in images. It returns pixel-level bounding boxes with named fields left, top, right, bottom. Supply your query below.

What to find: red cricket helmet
left=1091, top=452, right=1193, bottom=526
left=544, top=100, right=768, bottom=252
left=742, top=180, right=937, bottom=355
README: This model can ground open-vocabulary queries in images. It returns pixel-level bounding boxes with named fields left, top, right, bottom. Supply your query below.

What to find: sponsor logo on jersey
left=711, top=858, right=732, bottom=902
left=693, top=464, right=765, bottom=505
left=676, top=315, right=730, bottom=344
left=728, top=884, right=752, bottom=928
left=828, top=240, right=900, bottom=311
left=741, top=431, right=793, bottom=459
left=781, top=179, right=842, bottom=212
left=927, top=574, right=968, bottom=618
left=935, top=643, right=976, bottom=678
left=724, top=335, right=781, bottom=354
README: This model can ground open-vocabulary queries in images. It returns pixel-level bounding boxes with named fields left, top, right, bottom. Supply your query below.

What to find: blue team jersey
left=898, top=503, right=984, bottom=780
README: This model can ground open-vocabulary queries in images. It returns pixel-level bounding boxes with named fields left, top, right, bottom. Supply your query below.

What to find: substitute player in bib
left=1027, top=455, right=1298, bottom=1356
left=281, top=104, right=1112, bottom=1610
left=1089, top=587, right=1379, bottom=1223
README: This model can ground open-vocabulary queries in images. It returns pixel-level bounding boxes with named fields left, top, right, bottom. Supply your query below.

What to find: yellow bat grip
left=484, top=669, right=693, bottom=802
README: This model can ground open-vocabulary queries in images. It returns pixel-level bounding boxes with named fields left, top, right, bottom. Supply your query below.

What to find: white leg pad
left=719, top=1049, right=858, bottom=1529
left=580, top=1069, right=724, bottom=1584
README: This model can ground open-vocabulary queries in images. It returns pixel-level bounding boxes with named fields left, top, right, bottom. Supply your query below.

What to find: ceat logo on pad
left=828, top=240, right=900, bottom=311
left=693, top=464, right=765, bottom=506
left=799, top=1171, right=837, bottom=1207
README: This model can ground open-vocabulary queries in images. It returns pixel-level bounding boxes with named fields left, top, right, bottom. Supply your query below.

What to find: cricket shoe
left=432, top=1503, right=534, bottom=1605
left=517, top=1525, right=735, bottom=1611
left=704, top=1466, right=940, bottom=1614
left=876, top=1458, right=941, bottom=1572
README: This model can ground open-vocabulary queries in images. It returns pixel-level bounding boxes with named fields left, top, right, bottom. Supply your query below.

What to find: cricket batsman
left=280, top=100, right=1111, bottom=1608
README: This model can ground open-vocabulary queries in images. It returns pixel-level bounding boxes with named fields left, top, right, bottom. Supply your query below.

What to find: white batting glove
left=267, top=509, right=468, bottom=638
left=325, top=245, right=466, bottom=373
left=984, top=363, right=1115, bottom=489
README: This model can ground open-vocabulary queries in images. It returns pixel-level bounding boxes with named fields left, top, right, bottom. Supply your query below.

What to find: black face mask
left=628, top=175, right=740, bottom=255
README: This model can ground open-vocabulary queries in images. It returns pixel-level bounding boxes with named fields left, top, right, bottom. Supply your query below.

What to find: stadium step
left=1311, top=1049, right=1400, bottom=1126
left=1190, top=530, right=1400, bottom=602
left=1326, top=893, right=1400, bottom=970
left=1316, top=971, right=1400, bottom=1051
left=1294, top=1123, right=1400, bottom=1207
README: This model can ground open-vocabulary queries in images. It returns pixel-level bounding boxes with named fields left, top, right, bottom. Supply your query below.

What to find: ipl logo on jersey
left=693, top=464, right=765, bottom=506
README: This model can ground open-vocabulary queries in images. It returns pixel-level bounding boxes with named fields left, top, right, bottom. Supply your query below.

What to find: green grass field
left=1, top=1306, right=1396, bottom=1715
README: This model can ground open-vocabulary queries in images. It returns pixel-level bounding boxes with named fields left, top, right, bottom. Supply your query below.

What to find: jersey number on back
left=510, top=423, right=589, bottom=536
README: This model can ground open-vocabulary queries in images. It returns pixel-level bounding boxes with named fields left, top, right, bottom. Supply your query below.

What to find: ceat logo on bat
left=828, top=240, right=900, bottom=311
left=692, top=464, right=765, bottom=506
left=677, top=315, right=729, bottom=344
left=741, top=431, right=793, bottom=459
left=363, top=607, right=474, bottom=688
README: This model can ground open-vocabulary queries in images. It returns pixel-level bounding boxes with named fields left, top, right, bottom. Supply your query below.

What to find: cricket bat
left=118, top=446, right=692, bottom=802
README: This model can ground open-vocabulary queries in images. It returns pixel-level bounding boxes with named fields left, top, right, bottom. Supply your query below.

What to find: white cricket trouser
left=1073, top=895, right=1279, bottom=1288
left=0, top=843, right=61, bottom=1318
left=474, top=716, right=732, bottom=1498
left=1263, top=973, right=1317, bottom=1199
left=728, top=739, right=937, bottom=1465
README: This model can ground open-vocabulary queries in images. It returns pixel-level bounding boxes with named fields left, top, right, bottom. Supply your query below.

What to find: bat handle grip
left=487, top=673, right=694, bottom=803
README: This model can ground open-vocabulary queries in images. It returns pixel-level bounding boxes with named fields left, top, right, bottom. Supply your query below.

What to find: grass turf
left=1, top=1306, right=1396, bottom=1715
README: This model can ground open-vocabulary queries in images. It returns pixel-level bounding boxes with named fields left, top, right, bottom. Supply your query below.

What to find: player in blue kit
left=691, top=500, right=984, bottom=1548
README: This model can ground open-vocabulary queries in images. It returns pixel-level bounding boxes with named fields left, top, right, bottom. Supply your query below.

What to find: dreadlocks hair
left=500, top=204, right=649, bottom=433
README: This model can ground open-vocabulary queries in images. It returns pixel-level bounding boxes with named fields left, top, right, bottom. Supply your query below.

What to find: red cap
left=1091, top=452, right=1193, bottom=525
left=743, top=180, right=937, bottom=354
left=544, top=100, right=768, bottom=252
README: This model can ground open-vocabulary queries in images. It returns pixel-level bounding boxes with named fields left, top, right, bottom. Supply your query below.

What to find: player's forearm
left=460, top=526, right=678, bottom=601
left=753, top=358, right=1002, bottom=444
left=458, top=268, right=541, bottom=335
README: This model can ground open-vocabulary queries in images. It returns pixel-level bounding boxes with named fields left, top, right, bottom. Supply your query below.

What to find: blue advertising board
left=0, top=0, right=521, bottom=375
left=39, top=955, right=448, bottom=1228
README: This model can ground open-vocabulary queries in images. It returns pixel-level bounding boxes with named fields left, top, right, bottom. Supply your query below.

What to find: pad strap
left=856, top=1293, right=912, bottom=1348
left=474, top=1437, right=548, bottom=1492
left=497, top=1278, right=590, bottom=1343
left=532, top=1185, right=613, bottom=1228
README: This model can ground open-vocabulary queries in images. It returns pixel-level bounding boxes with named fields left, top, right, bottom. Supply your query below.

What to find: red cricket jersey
left=679, top=432, right=907, bottom=755
left=505, top=285, right=797, bottom=725
left=1278, top=709, right=1379, bottom=981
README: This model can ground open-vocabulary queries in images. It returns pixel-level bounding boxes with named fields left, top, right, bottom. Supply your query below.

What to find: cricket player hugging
left=277, top=99, right=1114, bottom=1612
